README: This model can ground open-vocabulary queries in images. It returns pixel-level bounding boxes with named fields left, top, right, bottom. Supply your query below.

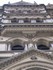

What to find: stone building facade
left=0, top=0, right=53, bottom=70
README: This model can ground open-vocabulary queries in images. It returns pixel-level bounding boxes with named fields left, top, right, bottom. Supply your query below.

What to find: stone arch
left=11, top=18, right=18, bottom=23
left=24, top=18, right=30, bottom=23
left=37, top=39, right=49, bottom=46
left=5, top=61, right=53, bottom=70
left=36, top=18, right=43, bottom=22
left=36, top=39, right=50, bottom=50
left=26, top=67, right=47, bottom=70
left=11, top=39, right=25, bottom=51
left=1, top=49, right=53, bottom=70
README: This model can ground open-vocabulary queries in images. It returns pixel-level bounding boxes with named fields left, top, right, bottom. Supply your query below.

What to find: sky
left=0, top=0, right=53, bottom=6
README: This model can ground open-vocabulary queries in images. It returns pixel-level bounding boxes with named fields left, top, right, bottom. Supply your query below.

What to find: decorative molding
left=0, top=49, right=53, bottom=70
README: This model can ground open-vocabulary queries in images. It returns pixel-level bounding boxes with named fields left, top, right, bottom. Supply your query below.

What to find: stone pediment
left=0, top=49, right=53, bottom=70
left=12, top=1, right=37, bottom=5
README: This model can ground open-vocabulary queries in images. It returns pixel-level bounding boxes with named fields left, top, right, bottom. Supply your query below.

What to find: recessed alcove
left=37, top=39, right=50, bottom=50
left=11, top=39, right=24, bottom=51
left=37, top=44, right=50, bottom=50
left=12, top=45, right=24, bottom=51
left=24, top=18, right=30, bottom=23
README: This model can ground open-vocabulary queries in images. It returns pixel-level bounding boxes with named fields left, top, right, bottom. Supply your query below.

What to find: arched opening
left=12, top=45, right=24, bottom=51
left=24, top=18, right=30, bottom=23
left=11, top=39, right=24, bottom=51
left=37, top=39, right=50, bottom=50
left=36, top=18, right=43, bottom=22
left=37, top=44, right=50, bottom=50
left=11, top=18, right=18, bottom=23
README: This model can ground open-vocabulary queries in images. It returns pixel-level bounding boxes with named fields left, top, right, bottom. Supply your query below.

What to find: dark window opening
left=36, top=18, right=43, bottom=22
left=27, top=10, right=31, bottom=13
left=24, top=18, right=30, bottom=23
left=37, top=45, right=49, bottom=50
left=11, top=18, right=18, bottom=23
left=12, top=45, right=24, bottom=50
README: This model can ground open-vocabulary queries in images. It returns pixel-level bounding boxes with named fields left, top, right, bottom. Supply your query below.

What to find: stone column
left=50, top=44, right=53, bottom=50
left=33, top=43, right=37, bottom=50
left=7, top=43, right=11, bottom=51
left=24, top=43, right=28, bottom=51
left=34, top=44, right=37, bottom=49
left=8, top=44, right=11, bottom=51
left=5, top=43, right=8, bottom=51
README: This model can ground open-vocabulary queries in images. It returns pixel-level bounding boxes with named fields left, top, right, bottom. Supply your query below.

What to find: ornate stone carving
left=23, top=33, right=36, bottom=39
left=0, top=49, right=53, bottom=70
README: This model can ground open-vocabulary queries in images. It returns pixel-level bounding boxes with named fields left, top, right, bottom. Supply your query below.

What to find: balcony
left=1, top=18, right=53, bottom=24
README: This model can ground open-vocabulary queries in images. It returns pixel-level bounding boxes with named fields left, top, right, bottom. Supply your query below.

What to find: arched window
left=36, top=18, right=43, bottom=22
left=11, top=18, right=18, bottom=23
left=12, top=45, right=24, bottom=50
left=24, top=18, right=30, bottom=23
left=37, top=44, right=49, bottom=50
